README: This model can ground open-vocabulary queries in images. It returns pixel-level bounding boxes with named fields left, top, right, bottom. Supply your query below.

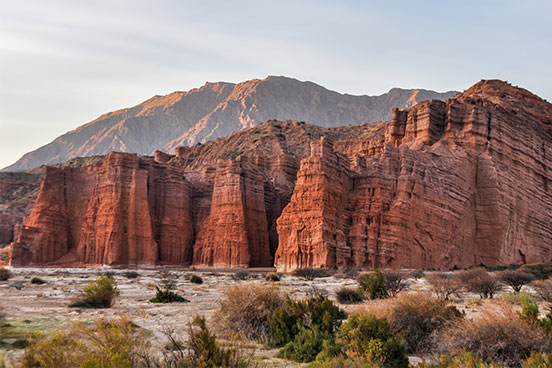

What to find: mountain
left=2, top=76, right=457, bottom=172
left=8, top=80, right=552, bottom=270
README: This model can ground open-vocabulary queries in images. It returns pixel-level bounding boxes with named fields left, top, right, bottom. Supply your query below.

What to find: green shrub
left=336, top=287, right=364, bottom=304
left=30, top=277, right=46, bottom=285
left=358, top=271, right=387, bottom=299
left=318, top=313, right=409, bottom=368
left=519, top=295, right=552, bottom=334
left=522, top=353, right=552, bottom=367
left=0, top=268, right=11, bottom=281
left=69, top=275, right=119, bottom=308
left=276, top=326, right=332, bottom=362
left=149, top=287, right=189, bottom=303
left=216, top=284, right=285, bottom=341
left=499, top=290, right=538, bottom=305
left=266, top=273, right=280, bottom=282
left=185, top=315, right=249, bottom=368
left=22, top=316, right=146, bottom=368
left=268, top=295, right=345, bottom=349
left=292, top=268, right=330, bottom=280
left=190, top=274, right=203, bottom=284
left=415, top=350, right=501, bottom=367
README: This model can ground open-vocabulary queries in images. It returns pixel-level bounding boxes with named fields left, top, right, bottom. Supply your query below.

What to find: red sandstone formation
left=8, top=80, right=552, bottom=269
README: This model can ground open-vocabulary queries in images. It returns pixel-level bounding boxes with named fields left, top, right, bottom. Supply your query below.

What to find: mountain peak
left=2, top=77, right=457, bottom=172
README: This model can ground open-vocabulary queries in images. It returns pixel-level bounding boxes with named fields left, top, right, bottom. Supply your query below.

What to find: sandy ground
left=0, top=267, right=361, bottom=367
left=0, top=267, right=539, bottom=367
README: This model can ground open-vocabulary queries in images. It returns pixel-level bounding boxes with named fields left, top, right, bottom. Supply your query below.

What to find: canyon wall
left=8, top=80, right=552, bottom=269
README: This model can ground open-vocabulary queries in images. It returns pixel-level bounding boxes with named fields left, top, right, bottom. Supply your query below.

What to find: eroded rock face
left=9, top=80, right=552, bottom=269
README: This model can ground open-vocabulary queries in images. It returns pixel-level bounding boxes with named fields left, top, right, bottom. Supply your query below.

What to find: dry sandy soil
left=0, top=267, right=537, bottom=367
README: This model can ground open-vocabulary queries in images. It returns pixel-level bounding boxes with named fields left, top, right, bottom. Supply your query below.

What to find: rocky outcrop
left=8, top=80, right=552, bottom=270
left=275, top=80, right=552, bottom=270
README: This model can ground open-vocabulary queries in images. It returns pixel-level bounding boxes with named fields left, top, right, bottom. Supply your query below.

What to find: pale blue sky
left=1, top=0, right=551, bottom=169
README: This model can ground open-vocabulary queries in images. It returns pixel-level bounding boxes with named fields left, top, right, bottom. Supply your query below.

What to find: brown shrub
left=532, top=279, right=552, bottom=311
left=358, top=292, right=462, bottom=354
left=435, top=301, right=552, bottom=367
left=426, top=272, right=463, bottom=300
left=216, top=284, right=286, bottom=341
left=499, top=270, right=536, bottom=292
left=382, top=270, right=410, bottom=297
left=457, top=268, right=502, bottom=299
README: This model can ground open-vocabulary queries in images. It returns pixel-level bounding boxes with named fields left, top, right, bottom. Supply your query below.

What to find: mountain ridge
left=3, top=76, right=457, bottom=172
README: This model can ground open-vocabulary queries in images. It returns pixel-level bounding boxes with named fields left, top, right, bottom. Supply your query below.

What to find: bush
left=276, top=326, right=332, bottom=363
left=409, top=270, right=425, bottom=279
left=266, top=273, right=280, bottom=282
left=149, top=287, right=189, bottom=303
left=532, top=279, right=552, bottom=309
left=292, top=268, right=330, bottom=280
left=435, top=302, right=552, bottom=367
left=499, top=270, right=536, bottom=292
left=358, top=271, right=387, bottom=299
left=233, top=271, right=250, bottom=280
left=520, top=263, right=552, bottom=280
left=30, top=277, right=46, bottom=285
left=123, top=271, right=139, bottom=279
left=216, top=284, right=285, bottom=341
left=426, top=272, right=463, bottom=300
left=318, top=314, right=409, bottom=368
left=268, top=295, right=345, bottom=349
left=457, top=268, right=502, bottom=298
left=522, top=353, right=552, bottom=367
left=0, top=268, right=11, bottom=281
left=499, top=290, right=538, bottom=306
left=22, top=316, right=146, bottom=368
left=184, top=316, right=249, bottom=368
left=382, top=270, right=410, bottom=297
left=359, top=293, right=462, bottom=354
left=518, top=295, right=552, bottom=333
left=415, top=350, right=500, bottom=367
left=159, top=271, right=177, bottom=290
left=336, top=287, right=364, bottom=304
left=190, top=274, right=203, bottom=284
left=69, top=275, right=119, bottom=308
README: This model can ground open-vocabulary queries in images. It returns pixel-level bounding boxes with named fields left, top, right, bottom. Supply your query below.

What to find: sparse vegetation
left=426, top=272, right=463, bottom=300
left=190, top=274, right=203, bottom=284
left=216, top=284, right=285, bottom=341
left=358, top=271, right=387, bottom=299
left=233, top=271, right=250, bottom=280
left=457, top=268, right=502, bottom=298
left=0, top=268, right=11, bottom=282
left=21, top=316, right=146, bottom=368
left=292, top=268, right=330, bottom=280
left=30, top=277, right=46, bottom=285
left=415, top=350, right=500, bottom=367
left=532, top=279, right=552, bottom=309
left=149, top=286, right=189, bottom=303
left=359, top=293, right=462, bottom=354
left=520, top=263, right=552, bottom=280
left=266, top=272, right=280, bottom=282
left=499, top=269, right=536, bottom=292
left=335, top=286, right=364, bottom=304
left=123, top=270, right=140, bottom=279
left=382, top=270, right=410, bottom=297
left=69, top=275, right=119, bottom=308
left=435, top=302, right=552, bottom=367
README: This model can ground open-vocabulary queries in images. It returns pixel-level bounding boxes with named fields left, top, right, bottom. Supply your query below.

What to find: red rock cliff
left=9, top=80, right=552, bottom=270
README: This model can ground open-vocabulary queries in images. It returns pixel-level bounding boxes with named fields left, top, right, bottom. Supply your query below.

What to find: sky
left=1, top=0, right=551, bottom=170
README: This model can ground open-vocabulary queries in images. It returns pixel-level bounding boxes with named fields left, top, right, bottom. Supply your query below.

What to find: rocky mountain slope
left=3, top=76, right=456, bottom=172
left=8, top=80, right=552, bottom=270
